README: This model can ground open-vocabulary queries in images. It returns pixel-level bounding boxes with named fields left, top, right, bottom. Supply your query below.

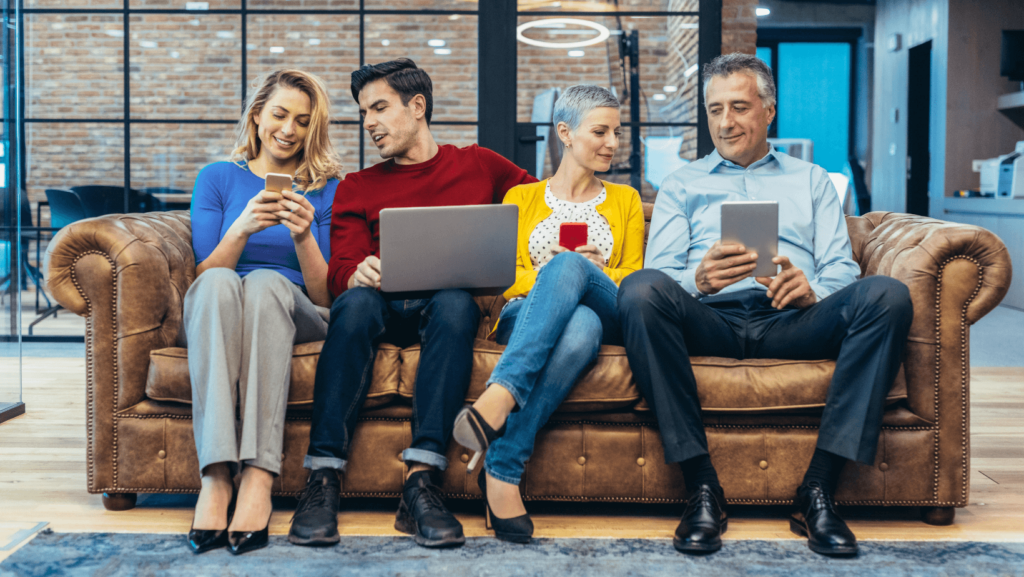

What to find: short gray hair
left=553, top=85, right=620, bottom=132
left=701, top=53, right=776, bottom=109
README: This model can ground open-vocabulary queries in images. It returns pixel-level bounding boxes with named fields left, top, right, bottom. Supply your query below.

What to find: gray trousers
left=182, top=268, right=329, bottom=475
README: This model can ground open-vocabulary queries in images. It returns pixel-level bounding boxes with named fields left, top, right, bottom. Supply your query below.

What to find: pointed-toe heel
left=187, top=524, right=229, bottom=554
left=228, top=522, right=269, bottom=555
left=452, top=406, right=506, bottom=472
left=477, top=470, right=532, bottom=543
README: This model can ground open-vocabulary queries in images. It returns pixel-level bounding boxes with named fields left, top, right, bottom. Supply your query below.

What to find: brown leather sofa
left=47, top=206, right=1011, bottom=525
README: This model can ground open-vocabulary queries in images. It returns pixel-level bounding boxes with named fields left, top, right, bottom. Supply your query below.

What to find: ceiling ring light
left=517, top=18, right=611, bottom=49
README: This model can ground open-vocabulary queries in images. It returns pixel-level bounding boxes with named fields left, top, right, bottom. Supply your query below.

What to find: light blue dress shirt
left=645, top=146, right=860, bottom=300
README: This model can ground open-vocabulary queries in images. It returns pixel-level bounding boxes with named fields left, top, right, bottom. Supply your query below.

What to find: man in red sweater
left=290, top=58, right=536, bottom=549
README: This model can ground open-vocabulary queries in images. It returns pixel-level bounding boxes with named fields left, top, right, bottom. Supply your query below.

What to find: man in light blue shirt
left=617, top=54, right=914, bottom=558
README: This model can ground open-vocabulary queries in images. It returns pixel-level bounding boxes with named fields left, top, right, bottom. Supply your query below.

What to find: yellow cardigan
left=502, top=179, right=646, bottom=301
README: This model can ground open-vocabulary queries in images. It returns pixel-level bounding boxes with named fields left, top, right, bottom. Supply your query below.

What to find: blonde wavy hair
left=231, top=69, right=343, bottom=191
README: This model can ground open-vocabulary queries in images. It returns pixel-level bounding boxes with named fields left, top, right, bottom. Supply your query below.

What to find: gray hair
left=701, top=53, right=776, bottom=109
left=553, top=85, right=620, bottom=133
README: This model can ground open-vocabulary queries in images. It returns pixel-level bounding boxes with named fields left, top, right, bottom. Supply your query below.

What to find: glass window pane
left=517, top=15, right=699, bottom=126
left=26, top=123, right=122, bottom=337
left=362, top=123, right=476, bottom=170
left=364, top=0, right=472, bottom=10
left=518, top=0, right=697, bottom=12
left=250, top=0, right=358, bottom=8
left=26, top=0, right=121, bottom=7
left=26, top=15, right=124, bottom=120
left=756, top=46, right=772, bottom=67
left=329, top=123, right=362, bottom=178
left=247, top=14, right=361, bottom=122
left=776, top=42, right=850, bottom=172
left=129, top=14, right=243, bottom=120
left=130, top=0, right=240, bottom=7
left=363, top=14, right=478, bottom=123
left=129, top=123, right=237, bottom=212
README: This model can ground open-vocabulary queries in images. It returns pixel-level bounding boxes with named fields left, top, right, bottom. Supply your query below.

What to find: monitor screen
left=1001, top=30, right=1024, bottom=81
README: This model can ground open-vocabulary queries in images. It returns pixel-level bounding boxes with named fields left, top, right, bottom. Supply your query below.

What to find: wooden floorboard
left=1, top=360, right=1022, bottom=562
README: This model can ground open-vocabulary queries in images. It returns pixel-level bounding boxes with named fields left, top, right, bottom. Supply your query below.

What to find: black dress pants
left=617, top=270, right=913, bottom=466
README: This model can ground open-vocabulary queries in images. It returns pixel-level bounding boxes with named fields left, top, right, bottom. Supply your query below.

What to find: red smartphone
left=559, top=222, right=589, bottom=252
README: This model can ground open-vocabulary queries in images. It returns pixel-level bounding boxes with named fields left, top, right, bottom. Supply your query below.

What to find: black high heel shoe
left=477, top=470, right=533, bottom=543
left=228, top=514, right=271, bottom=555
left=453, top=406, right=507, bottom=471
left=187, top=490, right=236, bottom=554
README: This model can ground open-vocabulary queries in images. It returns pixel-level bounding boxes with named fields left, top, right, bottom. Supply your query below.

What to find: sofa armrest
left=47, top=211, right=194, bottom=492
left=846, top=211, right=1011, bottom=505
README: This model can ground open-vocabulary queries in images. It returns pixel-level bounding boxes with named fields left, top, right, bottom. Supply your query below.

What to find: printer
left=984, top=141, right=1024, bottom=199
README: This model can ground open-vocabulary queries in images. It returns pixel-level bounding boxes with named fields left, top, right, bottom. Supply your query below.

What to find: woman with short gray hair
left=452, top=84, right=646, bottom=543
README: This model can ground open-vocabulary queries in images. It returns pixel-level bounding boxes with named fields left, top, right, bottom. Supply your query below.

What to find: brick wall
left=722, top=0, right=759, bottom=55
left=24, top=1, right=752, bottom=225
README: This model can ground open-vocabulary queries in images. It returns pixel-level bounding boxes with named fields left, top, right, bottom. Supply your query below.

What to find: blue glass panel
left=776, top=42, right=850, bottom=172
left=756, top=46, right=772, bottom=68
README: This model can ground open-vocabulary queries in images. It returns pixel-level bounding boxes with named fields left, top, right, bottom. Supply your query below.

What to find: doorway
left=906, top=41, right=931, bottom=217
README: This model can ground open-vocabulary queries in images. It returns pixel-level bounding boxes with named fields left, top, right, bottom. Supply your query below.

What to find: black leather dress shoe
left=790, top=483, right=859, bottom=556
left=288, top=469, right=342, bottom=546
left=673, top=484, right=727, bottom=554
left=228, top=521, right=269, bottom=555
left=395, top=471, right=466, bottom=548
left=187, top=525, right=228, bottom=554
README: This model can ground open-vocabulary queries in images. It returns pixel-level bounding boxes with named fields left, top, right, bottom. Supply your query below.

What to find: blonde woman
left=183, top=70, right=342, bottom=555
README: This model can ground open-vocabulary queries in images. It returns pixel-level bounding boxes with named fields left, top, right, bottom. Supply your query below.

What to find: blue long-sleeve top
left=190, top=160, right=339, bottom=288
left=645, top=147, right=860, bottom=300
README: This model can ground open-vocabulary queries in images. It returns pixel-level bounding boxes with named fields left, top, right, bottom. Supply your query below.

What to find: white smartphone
left=721, top=201, right=779, bottom=278
left=265, top=172, right=293, bottom=194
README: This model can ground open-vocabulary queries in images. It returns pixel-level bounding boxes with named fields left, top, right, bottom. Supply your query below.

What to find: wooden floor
left=1, top=358, right=1022, bottom=562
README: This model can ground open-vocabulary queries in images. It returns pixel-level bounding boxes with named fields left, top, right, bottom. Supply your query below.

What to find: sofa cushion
left=145, top=342, right=401, bottom=409
left=146, top=339, right=907, bottom=415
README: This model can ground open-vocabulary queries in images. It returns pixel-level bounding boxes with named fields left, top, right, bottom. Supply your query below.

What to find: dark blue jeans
left=485, top=252, right=623, bottom=484
left=617, top=270, right=913, bottom=466
left=304, top=287, right=480, bottom=472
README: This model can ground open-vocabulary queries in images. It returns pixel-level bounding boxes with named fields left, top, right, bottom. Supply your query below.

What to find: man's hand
left=695, top=241, right=759, bottom=295
left=756, top=256, right=817, bottom=310
left=348, top=255, right=381, bottom=290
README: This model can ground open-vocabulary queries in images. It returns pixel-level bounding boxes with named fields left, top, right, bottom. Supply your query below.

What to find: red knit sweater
left=328, top=144, right=537, bottom=297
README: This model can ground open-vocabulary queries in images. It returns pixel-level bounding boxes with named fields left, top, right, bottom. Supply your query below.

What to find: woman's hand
left=275, top=190, right=317, bottom=241
left=228, top=190, right=284, bottom=238
left=551, top=244, right=606, bottom=269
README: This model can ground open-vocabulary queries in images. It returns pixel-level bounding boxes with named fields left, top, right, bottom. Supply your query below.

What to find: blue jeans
left=485, top=251, right=622, bottom=485
left=305, top=287, right=480, bottom=472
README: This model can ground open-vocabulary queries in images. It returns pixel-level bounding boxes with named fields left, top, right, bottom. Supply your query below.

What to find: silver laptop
left=378, top=204, right=518, bottom=293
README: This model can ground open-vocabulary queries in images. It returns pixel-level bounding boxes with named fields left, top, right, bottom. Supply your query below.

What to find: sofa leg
left=921, top=506, right=955, bottom=526
left=102, top=492, right=138, bottom=511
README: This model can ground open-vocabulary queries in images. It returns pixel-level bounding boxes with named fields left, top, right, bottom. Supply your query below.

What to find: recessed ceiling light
left=756, top=7, right=770, bottom=16
left=434, top=48, right=452, bottom=55
left=653, top=94, right=667, bottom=101
left=270, top=46, right=284, bottom=53
left=427, top=39, right=446, bottom=47
left=568, top=50, right=585, bottom=57
left=663, top=85, right=678, bottom=93
left=105, top=29, right=123, bottom=37
left=381, top=39, right=390, bottom=46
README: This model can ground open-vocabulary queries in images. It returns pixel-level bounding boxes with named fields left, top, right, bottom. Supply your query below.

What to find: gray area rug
left=3, top=532, right=1024, bottom=577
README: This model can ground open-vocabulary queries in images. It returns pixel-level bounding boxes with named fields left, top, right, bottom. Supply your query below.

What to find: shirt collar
left=706, top=144, right=778, bottom=173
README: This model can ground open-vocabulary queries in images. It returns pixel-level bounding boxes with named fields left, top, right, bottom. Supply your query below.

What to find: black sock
left=679, top=454, right=721, bottom=493
left=801, top=448, right=847, bottom=493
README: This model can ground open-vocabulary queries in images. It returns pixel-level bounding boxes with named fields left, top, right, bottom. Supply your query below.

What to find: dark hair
left=350, top=58, right=434, bottom=124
